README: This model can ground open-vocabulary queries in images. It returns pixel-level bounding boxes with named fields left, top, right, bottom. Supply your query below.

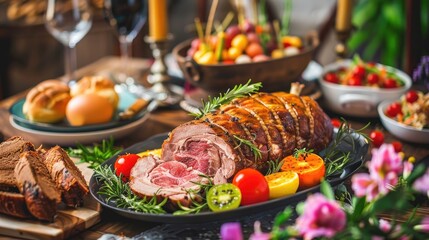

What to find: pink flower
left=403, top=161, right=414, bottom=179
left=413, top=169, right=429, bottom=197
left=352, top=144, right=403, bottom=201
left=249, top=221, right=271, bottom=240
left=368, top=144, right=403, bottom=181
left=220, top=222, right=243, bottom=240
left=296, top=193, right=346, bottom=239
left=379, top=219, right=392, bottom=232
left=351, top=173, right=379, bottom=201
left=414, top=217, right=429, bottom=233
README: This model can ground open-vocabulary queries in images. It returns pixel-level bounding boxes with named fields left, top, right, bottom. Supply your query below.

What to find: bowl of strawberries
left=172, top=20, right=319, bottom=93
left=318, top=56, right=412, bottom=117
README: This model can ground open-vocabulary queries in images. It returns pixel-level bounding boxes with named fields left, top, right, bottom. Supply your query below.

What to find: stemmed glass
left=103, top=0, right=148, bottom=84
left=45, top=0, right=93, bottom=85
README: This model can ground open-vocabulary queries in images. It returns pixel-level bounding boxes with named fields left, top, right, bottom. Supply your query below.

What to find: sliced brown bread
left=0, top=191, right=32, bottom=219
left=14, top=151, right=61, bottom=222
left=0, top=136, right=35, bottom=188
left=42, top=146, right=89, bottom=207
left=0, top=136, right=35, bottom=169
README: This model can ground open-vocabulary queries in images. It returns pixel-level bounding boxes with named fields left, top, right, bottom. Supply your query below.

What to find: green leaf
left=352, top=0, right=378, bottom=28
left=347, top=30, right=370, bottom=52
left=382, top=33, right=401, bottom=67
left=382, top=2, right=404, bottom=30
left=320, top=180, right=335, bottom=200
left=273, top=207, right=292, bottom=227
left=406, top=164, right=426, bottom=185
left=351, top=196, right=366, bottom=220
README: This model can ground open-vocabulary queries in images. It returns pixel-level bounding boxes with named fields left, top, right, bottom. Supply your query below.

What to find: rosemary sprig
left=94, top=165, right=167, bottom=214
left=293, top=148, right=314, bottom=159
left=67, top=137, right=122, bottom=169
left=323, top=119, right=370, bottom=177
left=191, top=173, right=214, bottom=194
left=173, top=201, right=208, bottom=215
left=265, top=158, right=285, bottom=175
left=192, top=80, right=262, bottom=119
left=233, top=135, right=262, bottom=160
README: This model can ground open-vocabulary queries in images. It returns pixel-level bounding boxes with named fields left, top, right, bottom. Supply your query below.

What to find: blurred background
left=0, top=0, right=427, bottom=99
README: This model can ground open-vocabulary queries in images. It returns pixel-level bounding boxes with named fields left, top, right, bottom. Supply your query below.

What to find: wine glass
left=103, top=0, right=148, bottom=84
left=45, top=0, right=93, bottom=85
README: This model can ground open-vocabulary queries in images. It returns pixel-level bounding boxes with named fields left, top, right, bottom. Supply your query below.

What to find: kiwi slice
left=207, top=183, right=242, bottom=212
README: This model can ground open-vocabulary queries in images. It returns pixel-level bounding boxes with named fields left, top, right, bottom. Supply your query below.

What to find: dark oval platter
left=89, top=130, right=368, bottom=224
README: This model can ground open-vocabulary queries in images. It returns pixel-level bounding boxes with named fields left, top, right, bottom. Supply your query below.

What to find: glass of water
left=45, top=0, right=92, bottom=84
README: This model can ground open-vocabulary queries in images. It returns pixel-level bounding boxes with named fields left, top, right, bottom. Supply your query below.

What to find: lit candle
left=149, top=0, right=168, bottom=40
left=335, top=0, right=352, bottom=31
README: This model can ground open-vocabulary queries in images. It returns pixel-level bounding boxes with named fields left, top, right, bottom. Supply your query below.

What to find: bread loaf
left=0, top=191, right=32, bottom=219
left=23, top=80, right=71, bottom=123
left=14, top=151, right=61, bottom=222
left=70, top=76, right=119, bottom=108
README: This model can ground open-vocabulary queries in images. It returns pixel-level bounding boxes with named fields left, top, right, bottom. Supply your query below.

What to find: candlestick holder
left=145, top=35, right=182, bottom=105
left=335, top=29, right=352, bottom=59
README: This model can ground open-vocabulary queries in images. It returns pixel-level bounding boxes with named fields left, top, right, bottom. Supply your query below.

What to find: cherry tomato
left=232, top=168, right=269, bottom=206
left=331, top=118, right=341, bottom=128
left=391, top=141, right=403, bottom=153
left=207, top=183, right=241, bottom=212
left=366, top=73, right=380, bottom=85
left=383, top=78, right=398, bottom=88
left=370, top=130, right=385, bottom=148
left=324, top=73, right=339, bottom=84
left=348, top=76, right=363, bottom=86
left=405, top=90, right=419, bottom=103
left=114, top=153, right=140, bottom=181
left=385, top=102, right=402, bottom=117
left=352, top=65, right=366, bottom=78
left=231, top=34, right=249, bottom=51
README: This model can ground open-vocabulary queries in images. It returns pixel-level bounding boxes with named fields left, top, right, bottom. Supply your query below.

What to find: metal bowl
left=172, top=32, right=319, bottom=93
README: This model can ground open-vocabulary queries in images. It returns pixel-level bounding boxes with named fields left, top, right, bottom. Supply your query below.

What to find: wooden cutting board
left=0, top=161, right=101, bottom=240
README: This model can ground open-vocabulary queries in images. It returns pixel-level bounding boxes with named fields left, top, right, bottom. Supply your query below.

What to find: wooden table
left=0, top=57, right=428, bottom=239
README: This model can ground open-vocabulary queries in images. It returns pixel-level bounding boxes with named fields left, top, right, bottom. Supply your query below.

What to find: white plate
left=9, top=113, right=150, bottom=146
left=378, top=100, right=429, bottom=144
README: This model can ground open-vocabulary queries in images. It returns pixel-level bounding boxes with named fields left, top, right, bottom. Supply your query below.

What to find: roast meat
left=130, top=88, right=333, bottom=207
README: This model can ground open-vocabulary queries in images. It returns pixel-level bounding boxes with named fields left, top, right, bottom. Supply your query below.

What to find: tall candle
left=149, top=0, right=168, bottom=40
left=335, top=0, right=352, bottom=31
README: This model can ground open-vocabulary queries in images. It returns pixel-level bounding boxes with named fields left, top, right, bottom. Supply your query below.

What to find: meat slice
left=162, top=120, right=239, bottom=183
left=129, top=155, right=208, bottom=207
left=42, top=146, right=89, bottom=207
left=14, top=151, right=61, bottom=222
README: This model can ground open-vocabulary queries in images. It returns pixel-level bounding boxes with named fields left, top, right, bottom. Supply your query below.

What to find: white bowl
left=318, top=60, right=412, bottom=117
left=378, top=100, right=429, bottom=144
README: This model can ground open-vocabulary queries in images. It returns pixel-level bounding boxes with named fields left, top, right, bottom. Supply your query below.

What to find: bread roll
left=66, top=93, right=114, bottom=126
left=23, top=80, right=71, bottom=123
left=71, top=76, right=119, bottom=109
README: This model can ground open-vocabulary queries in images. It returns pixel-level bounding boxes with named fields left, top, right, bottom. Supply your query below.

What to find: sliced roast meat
left=42, top=146, right=89, bottom=207
left=162, top=120, right=239, bottom=183
left=129, top=155, right=208, bottom=207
